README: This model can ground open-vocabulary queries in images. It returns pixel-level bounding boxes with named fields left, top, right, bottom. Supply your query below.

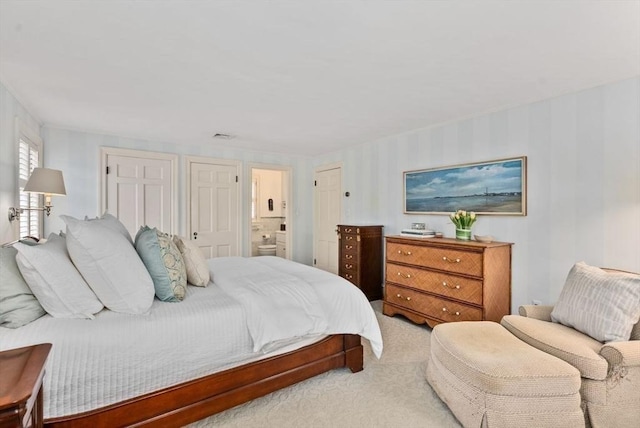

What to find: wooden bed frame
left=45, top=334, right=363, bottom=427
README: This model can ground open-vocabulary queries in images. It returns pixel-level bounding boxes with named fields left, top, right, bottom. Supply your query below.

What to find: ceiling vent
left=213, top=133, right=235, bottom=140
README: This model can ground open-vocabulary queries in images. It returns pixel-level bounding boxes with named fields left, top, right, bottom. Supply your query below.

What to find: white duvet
left=0, top=256, right=382, bottom=419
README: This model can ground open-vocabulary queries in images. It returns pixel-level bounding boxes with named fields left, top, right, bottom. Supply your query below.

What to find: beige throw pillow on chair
left=551, top=262, right=640, bottom=342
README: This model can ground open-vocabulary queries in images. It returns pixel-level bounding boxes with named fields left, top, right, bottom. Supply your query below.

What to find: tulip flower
left=450, top=209, right=477, bottom=230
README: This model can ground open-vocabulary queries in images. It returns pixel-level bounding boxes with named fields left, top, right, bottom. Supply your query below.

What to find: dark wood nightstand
left=0, top=344, right=52, bottom=428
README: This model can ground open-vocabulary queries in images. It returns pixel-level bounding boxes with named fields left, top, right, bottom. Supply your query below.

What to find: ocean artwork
left=404, top=157, right=527, bottom=215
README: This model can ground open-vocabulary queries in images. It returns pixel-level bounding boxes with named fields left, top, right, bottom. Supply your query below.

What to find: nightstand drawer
left=387, top=242, right=483, bottom=277
left=386, top=262, right=482, bottom=305
left=386, top=284, right=482, bottom=322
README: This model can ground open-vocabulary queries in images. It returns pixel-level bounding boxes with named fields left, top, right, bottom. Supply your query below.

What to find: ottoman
left=426, top=321, right=585, bottom=428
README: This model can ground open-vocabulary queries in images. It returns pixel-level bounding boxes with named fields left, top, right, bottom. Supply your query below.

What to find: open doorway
left=248, top=164, right=292, bottom=259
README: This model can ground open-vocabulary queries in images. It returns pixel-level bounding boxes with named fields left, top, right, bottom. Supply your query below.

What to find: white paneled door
left=313, top=165, right=341, bottom=274
left=104, top=150, right=176, bottom=238
left=189, top=160, right=240, bottom=258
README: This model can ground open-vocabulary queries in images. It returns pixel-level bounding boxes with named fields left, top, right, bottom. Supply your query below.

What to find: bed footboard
left=45, top=334, right=363, bottom=427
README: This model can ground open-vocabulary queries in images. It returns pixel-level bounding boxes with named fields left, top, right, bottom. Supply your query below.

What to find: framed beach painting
left=404, top=156, right=527, bottom=215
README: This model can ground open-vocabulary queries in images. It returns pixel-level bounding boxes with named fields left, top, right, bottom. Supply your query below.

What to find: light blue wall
left=3, top=78, right=638, bottom=313
left=314, top=77, right=640, bottom=311
left=39, top=127, right=314, bottom=263
left=0, top=83, right=41, bottom=243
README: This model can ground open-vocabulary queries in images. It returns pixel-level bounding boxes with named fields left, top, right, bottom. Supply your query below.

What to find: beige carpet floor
left=189, top=301, right=462, bottom=428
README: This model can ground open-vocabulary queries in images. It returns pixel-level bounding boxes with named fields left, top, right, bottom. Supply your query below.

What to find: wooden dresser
left=337, top=225, right=383, bottom=301
left=383, top=235, right=512, bottom=327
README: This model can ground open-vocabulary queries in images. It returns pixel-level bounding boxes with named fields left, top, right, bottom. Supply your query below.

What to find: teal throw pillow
left=135, top=226, right=187, bottom=302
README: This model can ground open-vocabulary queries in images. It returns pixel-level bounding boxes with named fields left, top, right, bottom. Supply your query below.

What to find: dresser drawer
left=338, top=225, right=359, bottom=234
left=386, top=242, right=483, bottom=277
left=341, top=271, right=358, bottom=283
left=341, top=251, right=358, bottom=263
left=342, top=233, right=360, bottom=244
left=386, top=284, right=482, bottom=322
left=386, top=262, right=482, bottom=305
left=340, top=260, right=359, bottom=275
left=341, top=241, right=359, bottom=257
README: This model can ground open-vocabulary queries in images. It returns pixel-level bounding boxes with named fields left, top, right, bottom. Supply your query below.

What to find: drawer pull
left=442, top=281, right=461, bottom=290
left=345, top=228, right=353, bottom=233
left=397, top=250, right=413, bottom=256
left=397, top=272, right=412, bottom=279
left=346, top=245, right=353, bottom=250
left=442, top=256, right=461, bottom=263
left=345, top=254, right=353, bottom=260
left=345, top=264, right=353, bottom=269
left=346, top=236, right=354, bottom=241
left=395, top=293, right=411, bottom=302
left=442, top=307, right=461, bottom=316
left=345, top=274, right=353, bottom=280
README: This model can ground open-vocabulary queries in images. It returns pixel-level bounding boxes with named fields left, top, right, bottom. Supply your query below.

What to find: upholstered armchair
left=501, top=267, right=640, bottom=428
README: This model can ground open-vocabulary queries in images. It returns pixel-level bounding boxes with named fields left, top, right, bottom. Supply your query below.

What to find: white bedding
left=0, top=256, right=383, bottom=419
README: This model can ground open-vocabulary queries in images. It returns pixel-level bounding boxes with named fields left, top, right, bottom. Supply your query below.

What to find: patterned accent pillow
left=172, top=236, right=210, bottom=287
left=551, top=262, right=640, bottom=342
left=135, top=227, right=187, bottom=302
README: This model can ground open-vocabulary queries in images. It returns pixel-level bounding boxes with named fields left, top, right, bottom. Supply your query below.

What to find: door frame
left=313, top=162, right=342, bottom=269
left=184, top=155, right=242, bottom=251
left=246, top=163, right=293, bottom=259
left=99, top=147, right=179, bottom=234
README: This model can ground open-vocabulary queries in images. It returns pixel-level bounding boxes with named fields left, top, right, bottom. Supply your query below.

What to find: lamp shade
left=23, top=168, right=66, bottom=195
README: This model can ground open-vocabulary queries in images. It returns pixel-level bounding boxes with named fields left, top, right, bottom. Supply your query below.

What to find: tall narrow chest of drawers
left=337, top=225, right=383, bottom=301
left=383, top=236, right=512, bottom=327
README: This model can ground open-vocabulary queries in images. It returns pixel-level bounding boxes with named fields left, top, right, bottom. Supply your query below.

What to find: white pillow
left=61, top=214, right=155, bottom=314
left=172, top=236, right=210, bottom=287
left=14, top=233, right=103, bottom=319
left=551, top=262, right=640, bottom=342
left=85, top=212, right=133, bottom=244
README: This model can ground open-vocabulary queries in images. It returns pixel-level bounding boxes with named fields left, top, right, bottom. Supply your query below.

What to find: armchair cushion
left=501, top=314, right=608, bottom=380
left=550, top=262, right=640, bottom=343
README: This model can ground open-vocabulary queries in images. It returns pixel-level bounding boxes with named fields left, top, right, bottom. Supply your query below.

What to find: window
left=16, top=119, right=43, bottom=239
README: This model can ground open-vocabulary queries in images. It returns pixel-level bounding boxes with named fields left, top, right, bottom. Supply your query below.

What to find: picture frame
left=404, top=156, right=527, bottom=215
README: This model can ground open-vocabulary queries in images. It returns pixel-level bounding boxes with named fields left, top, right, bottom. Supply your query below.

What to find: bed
left=0, top=255, right=383, bottom=427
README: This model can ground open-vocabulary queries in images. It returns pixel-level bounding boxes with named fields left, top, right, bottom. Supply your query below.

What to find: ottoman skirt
left=426, top=321, right=585, bottom=428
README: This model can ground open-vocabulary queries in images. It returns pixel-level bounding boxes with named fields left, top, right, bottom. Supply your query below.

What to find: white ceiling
left=1, top=1, right=639, bottom=156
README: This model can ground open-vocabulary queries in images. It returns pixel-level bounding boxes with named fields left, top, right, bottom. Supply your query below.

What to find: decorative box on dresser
left=383, top=236, right=512, bottom=327
left=337, top=225, right=384, bottom=301
left=0, top=343, right=52, bottom=428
